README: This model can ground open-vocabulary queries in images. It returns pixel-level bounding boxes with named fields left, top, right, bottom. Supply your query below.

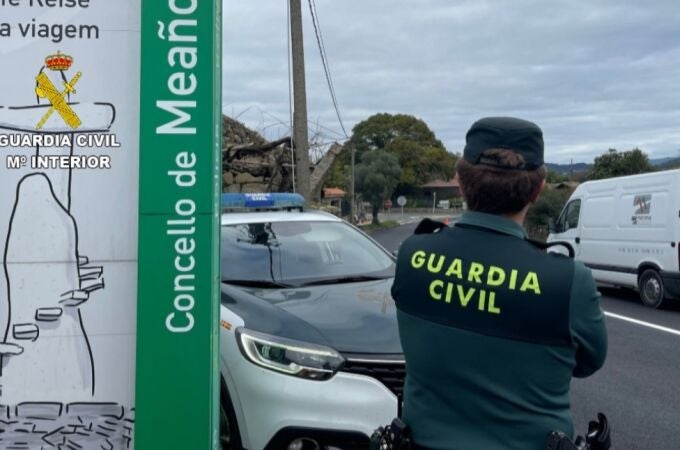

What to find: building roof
left=422, top=178, right=459, bottom=188
left=323, top=187, right=347, bottom=198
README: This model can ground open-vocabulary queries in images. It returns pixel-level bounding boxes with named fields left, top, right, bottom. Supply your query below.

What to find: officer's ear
left=529, top=179, right=546, bottom=204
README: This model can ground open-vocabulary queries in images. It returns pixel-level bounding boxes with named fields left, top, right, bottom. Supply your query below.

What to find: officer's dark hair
left=456, top=149, right=546, bottom=214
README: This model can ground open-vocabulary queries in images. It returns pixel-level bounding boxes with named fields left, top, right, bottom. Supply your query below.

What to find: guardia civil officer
left=391, top=117, right=607, bottom=450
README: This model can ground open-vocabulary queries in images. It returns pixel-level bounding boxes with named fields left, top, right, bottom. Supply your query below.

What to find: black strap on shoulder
left=414, top=218, right=448, bottom=235
left=452, top=222, right=575, bottom=258
left=527, top=238, right=575, bottom=258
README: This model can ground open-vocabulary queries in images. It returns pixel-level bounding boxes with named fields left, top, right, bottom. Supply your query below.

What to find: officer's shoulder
left=398, top=228, right=444, bottom=255
left=544, top=250, right=571, bottom=260
left=413, top=218, right=448, bottom=235
left=533, top=241, right=576, bottom=261
left=400, top=232, right=428, bottom=250
left=570, top=259, right=591, bottom=275
left=526, top=243, right=576, bottom=269
left=539, top=248, right=586, bottom=280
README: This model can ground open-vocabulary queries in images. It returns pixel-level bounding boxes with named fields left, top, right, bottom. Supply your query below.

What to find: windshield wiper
left=221, top=279, right=293, bottom=289
left=299, top=275, right=391, bottom=287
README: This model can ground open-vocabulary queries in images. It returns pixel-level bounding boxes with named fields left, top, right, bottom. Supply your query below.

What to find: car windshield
left=221, top=220, right=395, bottom=286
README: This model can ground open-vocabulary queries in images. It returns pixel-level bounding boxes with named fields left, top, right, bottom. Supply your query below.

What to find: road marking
left=604, top=311, right=680, bottom=336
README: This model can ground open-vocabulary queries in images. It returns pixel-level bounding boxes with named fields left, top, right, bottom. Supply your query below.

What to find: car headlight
left=236, top=328, right=344, bottom=381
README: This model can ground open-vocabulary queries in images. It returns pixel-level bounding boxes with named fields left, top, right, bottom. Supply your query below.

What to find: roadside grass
left=359, top=220, right=400, bottom=232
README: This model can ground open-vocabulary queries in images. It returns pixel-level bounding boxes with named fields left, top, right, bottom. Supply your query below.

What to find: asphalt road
left=370, top=221, right=680, bottom=450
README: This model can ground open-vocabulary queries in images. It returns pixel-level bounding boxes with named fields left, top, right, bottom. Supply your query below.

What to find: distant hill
left=651, top=156, right=680, bottom=169
left=546, top=156, right=680, bottom=174
left=545, top=162, right=592, bottom=175
left=650, top=157, right=677, bottom=165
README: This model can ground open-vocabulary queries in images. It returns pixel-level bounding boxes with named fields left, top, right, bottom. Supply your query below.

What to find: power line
left=310, top=0, right=347, bottom=138
left=307, top=0, right=349, bottom=138
left=235, top=105, right=345, bottom=140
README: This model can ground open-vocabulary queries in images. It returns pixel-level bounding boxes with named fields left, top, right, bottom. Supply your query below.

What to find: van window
left=565, top=199, right=581, bottom=229
left=557, top=199, right=581, bottom=232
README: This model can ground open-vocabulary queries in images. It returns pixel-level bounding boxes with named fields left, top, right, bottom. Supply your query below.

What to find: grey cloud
left=223, top=1, right=680, bottom=162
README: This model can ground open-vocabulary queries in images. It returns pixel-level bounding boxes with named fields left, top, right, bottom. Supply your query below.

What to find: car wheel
left=638, top=269, right=666, bottom=309
left=220, top=378, right=243, bottom=450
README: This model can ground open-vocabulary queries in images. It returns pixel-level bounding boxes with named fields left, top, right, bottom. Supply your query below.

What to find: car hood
left=221, top=278, right=402, bottom=354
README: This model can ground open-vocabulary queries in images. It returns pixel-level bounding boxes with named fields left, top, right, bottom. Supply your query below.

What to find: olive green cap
left=463, top=117, right=544, bottom=170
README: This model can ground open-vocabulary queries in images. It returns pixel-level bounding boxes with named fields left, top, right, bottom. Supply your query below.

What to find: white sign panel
left=0, top=2, right=140, bottom=448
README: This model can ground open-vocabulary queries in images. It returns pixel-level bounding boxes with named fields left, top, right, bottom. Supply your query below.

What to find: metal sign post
left=136, top=1, right=222, bottom=449
left=397, top=195, right=407, bottom=218
left=384, top=199, right=393, bottom=220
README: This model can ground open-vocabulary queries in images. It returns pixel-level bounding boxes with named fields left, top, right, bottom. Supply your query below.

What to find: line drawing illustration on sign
left=0, top=402, right=134, bottom=449
left=0, top=51, right=133, bottom=449
left=3, top=172, right=102, bottom=397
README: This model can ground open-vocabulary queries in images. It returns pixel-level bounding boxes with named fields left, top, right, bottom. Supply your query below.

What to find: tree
left=526, top=187, right=572, bottom=240
left=588, top=148, right=654, bottom=180
left=325, top=113, right=457, bottom=196
left=350, top=113, right=444, bottom=153
left=384, top=138, right=457, bottom=193
left=355, top=150, right=401, bottom=225
left=546, top=170, right=569, bottom=184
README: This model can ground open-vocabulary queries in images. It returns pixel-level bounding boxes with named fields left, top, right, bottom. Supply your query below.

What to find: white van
left=547, top=169, right=680, bottom=308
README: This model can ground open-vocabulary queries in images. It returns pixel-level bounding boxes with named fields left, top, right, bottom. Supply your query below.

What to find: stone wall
left=222, top=115, right=344, bottom=195
left=222, top=116, right=293, bottom=193
left=222, top=115, right=266, bottom=148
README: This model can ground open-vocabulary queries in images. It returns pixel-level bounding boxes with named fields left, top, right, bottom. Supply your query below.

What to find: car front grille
left=341, top=357, right=406, bottom=399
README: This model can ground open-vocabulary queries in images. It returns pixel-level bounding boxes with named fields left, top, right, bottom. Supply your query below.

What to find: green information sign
left=137, top=1, right=222, bottom=449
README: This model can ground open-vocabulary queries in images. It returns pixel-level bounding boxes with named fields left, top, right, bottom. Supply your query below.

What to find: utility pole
left=351, top=143, right=356, bottom=224
left=290, top=0, right=311, bottom=201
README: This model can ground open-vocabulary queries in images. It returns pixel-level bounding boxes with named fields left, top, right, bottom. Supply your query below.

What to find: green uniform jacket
left=391, top=212, right=607, bottom=450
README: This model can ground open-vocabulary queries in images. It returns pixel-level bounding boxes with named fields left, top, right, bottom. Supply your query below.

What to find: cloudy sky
left=223, top=1, right=680, bottom=164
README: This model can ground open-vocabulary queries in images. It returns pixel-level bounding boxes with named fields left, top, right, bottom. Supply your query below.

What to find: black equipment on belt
left=370, top=413, right=611, bottom=450
left=545, top=413, right=611, bottom=450
left=369, top=418, right=412, bottom=450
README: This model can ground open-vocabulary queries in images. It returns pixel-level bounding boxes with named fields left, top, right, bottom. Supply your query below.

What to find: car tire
left=638, top=269, right=666, bottom=309
left=221, top=377, right=243, bottom=450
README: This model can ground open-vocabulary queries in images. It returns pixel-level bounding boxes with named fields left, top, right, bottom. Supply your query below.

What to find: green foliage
left=588, top=148, right=655, bottom=180
left=350, top=113, right=445, bottom=153
left=546, top=170, right=569, bottom=184
left=384, top=138, right=457, bottom=192
left=324, top=159, right=351, bottom=191
left=526, top=188, right=572, bottom=240
left=325, top=113, right=457, bottom=196
left=355, top=150, right=401, bottom=225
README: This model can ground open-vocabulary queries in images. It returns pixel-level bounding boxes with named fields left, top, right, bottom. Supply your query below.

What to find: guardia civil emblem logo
left=35, top=51, right=82, bottom=130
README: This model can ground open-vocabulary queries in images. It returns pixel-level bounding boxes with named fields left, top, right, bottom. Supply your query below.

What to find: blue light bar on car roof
left=221, top=193, right=305, bottom=209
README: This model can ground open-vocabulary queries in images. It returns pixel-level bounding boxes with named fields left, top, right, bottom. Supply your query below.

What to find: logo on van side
left=632, top=194, right=652, bottom=225
left=634, top=194, right=651, bottom=215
